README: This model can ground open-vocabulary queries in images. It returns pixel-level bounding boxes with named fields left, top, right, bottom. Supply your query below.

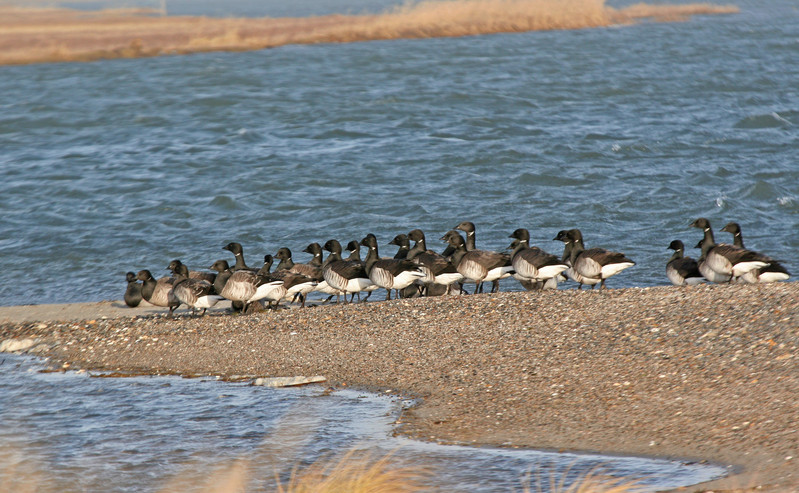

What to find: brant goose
left=507, top=240, right=551, bottom=291
left=345, top=240, right=364, bottom=262
left=223, top=242, right=256, bottom=272
left=407, top=228, right=464, bottom=295
left=343, top=239, right=379, bottom=301
left=720, top=222, right=790, bottom=283
left=136, top=269, right=180, bottom=312
left=360, top=234, right=425, bottom=300
left=124, top=272, right=142, bottom=307
left=666, top=240, right=705, bottom=286
left=561, top=229, right=635, bottom=290
left=166, top=259, right=216, bottom=284
left=690, top=218, right=770, bottom=281
left=209, top=260, right=234, bottom=296
left=508, top=228, right=568, bottom=289
left=261, top=254, right=317, bottom=308
left=218, top=262, right=284, bottom=313
left=302, top=242, right=343, bottom=302
left=454, top=221, right=478, bottom=251
left=453, top=221, right=514, bottom=292
left=170, top=263, right=223, bottom=316
left=440, top=230, right=514, bottom=293
left=693, top=238, right=734, bottom=283
left=322, top=239, right=375, bottom=303
left=389, top=234, right=411, bottom=260
left=275, top=247, right=325, bottom=306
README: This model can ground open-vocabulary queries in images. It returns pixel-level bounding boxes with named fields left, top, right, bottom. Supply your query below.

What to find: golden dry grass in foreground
left=0, top=0, right=739, bottom=65
left=1, top=441, right=649, bottom=493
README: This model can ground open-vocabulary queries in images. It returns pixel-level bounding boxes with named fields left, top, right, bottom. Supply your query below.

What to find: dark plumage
left=170, top=263, right=223, bottom=316
left=560, top=229, right=634, bottom=290
left=508, top=228, right=568, bottom=289
left=389, top=233, right=411, bottom=260
left=136, top=269, right=179, bottom=311
left=124, top=271, right=142, bottom=307
left=440, top=230, right=514, bottom=293
left=321, top=239, right=375, bottom=303
left=406, top=229, right=464, bottom=295
left=167, top=259, right=216, bottom=285
left=223, top=242, right=256, bottom=272
left=719, top=222, right=790, bottom=283
left=690, top=218, right=770, bottom=282
left=360, top=234, right=425, bottom=300
left=666, top=240, right=704, bottom=286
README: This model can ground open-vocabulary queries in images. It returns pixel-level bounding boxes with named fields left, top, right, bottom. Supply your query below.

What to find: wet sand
left=1, top=282, right=797, bottom=492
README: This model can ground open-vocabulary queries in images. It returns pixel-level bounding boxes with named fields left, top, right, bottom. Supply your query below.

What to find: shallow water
left=1, top=0, right=797, bottom=306
left=0, top=354, right=727, bottom=491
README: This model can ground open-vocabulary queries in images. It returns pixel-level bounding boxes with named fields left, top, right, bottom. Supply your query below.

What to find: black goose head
left=173, top=263, right=189, bottom=278
left=389, top=234, right=410, bottom=248
left=167, top=259, right=183, bottom=274
left=136, top=270, right=154, bottom=282
left=454, top=221, right=475, bottom=234
left=408, top=229, right=426, bottom=243
left=690, top=218, right=712, bottom=231
left=440, top=230, right=466, bottom=248
left=209, top=260, right=230, bottom=272
left=667, top=240, right=685, bottom=252
left=346, top=240, right=361, bottom=254
left=720, top=222, right=741, bottom=235
left=323, top=239, right=342, bottom=254
left=566, top=229, right=584, bottom=243
left=360, top=234, right=378, bottom=249
left=262, top=255, right=274, bottom=269
left=303, top=242, right=322, bottom=256
left=223, top=242, right=243, bottom=254
left=275, top=247, right=292, bottom=261
left=509, top=228, right=530, bottom=242
left=126, top=272, right=137, bottom=283
left=553, top=230, right=570, bottom=242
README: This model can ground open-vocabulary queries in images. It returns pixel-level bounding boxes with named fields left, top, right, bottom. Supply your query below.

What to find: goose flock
left=123, top=218, right=790, bottom=316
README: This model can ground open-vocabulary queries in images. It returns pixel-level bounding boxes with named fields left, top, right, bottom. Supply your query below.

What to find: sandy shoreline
left=1, top=283, right=797, bottom=492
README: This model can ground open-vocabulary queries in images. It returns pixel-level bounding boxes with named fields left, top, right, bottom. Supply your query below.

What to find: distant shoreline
left=2, top=282, right=797, bottom=492
left=0, top=2, right=738, bottom=66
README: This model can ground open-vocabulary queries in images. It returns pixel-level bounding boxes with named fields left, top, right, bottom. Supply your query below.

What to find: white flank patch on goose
left=195, top=295, right=224, bottom=308
left=757, top=271, right=790, bottom=283
left=252, top=281, right=285, bottom=302
left=392, top=269, right=425, bottom=289
left=435, top=272, right=464, bottom=285
left=538, top=264, right=569, bottom=280
left=731, top=260, right=769, bottom=278
left=344, top=277, right=375, bottom=293
left=483, top=265, right=514, bottom=283
left=599, top=261, right=634, bottom=278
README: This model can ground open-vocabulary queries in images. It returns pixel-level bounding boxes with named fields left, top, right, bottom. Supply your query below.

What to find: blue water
left=1, top=1, right=797, bottom=306
left=0, top=354, right=727, bottom=492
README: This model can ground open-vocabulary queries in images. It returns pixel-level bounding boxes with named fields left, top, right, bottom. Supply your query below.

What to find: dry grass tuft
left=522, top=467, right=646, bottom=493
left=0, top=0, right=739, bottom=65
left=275, top=449, right=429, bottom=493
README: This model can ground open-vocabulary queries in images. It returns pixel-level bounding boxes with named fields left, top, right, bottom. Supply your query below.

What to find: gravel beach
left=1, top=283, right=797, bottom=492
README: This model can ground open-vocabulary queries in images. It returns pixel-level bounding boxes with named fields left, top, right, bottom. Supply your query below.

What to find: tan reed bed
left=0, top=1, right=738, bottom=66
